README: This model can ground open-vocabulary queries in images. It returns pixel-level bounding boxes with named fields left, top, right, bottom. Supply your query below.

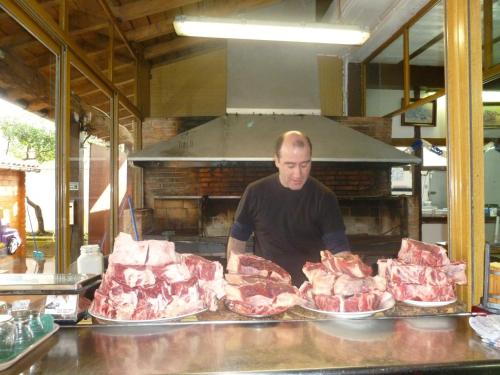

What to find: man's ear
left=274, top=155, right=279, bottom=169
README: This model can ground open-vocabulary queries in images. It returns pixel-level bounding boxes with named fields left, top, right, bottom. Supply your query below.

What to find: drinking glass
left=11, top=310, right=34, bottom=352
left=0, top=315, right=15, bottom=360
left=28, top=311, right=45, bottom=338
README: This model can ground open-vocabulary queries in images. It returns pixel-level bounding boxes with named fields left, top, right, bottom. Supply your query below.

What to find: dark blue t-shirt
left=230, top=173, right=349, bottom=285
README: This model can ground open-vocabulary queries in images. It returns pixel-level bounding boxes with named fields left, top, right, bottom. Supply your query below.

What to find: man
left=226, top=130, right=350, bottom=285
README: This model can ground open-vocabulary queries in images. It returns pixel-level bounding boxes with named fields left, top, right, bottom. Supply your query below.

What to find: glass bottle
left=0, top=315, right=15, bottom=360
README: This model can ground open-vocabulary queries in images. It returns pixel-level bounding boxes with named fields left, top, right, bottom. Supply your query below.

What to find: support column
left=445, top=0, right=484, bottom=307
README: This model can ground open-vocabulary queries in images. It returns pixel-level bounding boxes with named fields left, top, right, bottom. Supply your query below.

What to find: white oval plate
left=402, top=298, right=457, bottom=307
left=301, top=292, right=395, bottom=319
left=88, top=308, right=207, bottom=325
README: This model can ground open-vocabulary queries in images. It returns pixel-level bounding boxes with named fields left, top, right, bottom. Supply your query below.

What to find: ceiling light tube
left=174, top=16, right=370, bottom=45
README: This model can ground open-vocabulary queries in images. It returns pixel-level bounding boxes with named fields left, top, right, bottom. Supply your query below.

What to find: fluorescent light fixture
left=173, top=16, right=370, bottom=45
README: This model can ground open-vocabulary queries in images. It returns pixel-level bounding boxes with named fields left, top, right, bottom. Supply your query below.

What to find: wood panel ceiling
left=0, top=0, right=293, bottom=127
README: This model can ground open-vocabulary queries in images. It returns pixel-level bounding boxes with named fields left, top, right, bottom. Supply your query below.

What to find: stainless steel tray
left=0, top=324, right=59, bottom=371
left=0, top=274, right=101, bottom=294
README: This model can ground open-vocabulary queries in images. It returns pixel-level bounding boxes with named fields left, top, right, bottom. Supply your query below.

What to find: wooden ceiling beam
left=110, top=0, right=200, bottom=22
left=126, top=0, right=281, bottom=43
left=97, top=0, right=138, bottom=61
left=144, top=37, right=210, bottom=60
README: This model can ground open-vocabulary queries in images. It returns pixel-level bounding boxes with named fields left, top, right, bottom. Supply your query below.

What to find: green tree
left=0, top=119, right=55, bottom=162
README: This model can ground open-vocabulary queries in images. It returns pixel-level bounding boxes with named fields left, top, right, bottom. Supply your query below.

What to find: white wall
left=25, top=161, right=55, bottom=232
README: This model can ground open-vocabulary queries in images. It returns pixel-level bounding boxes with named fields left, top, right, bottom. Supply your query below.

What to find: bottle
left=77, top=244, right=104, bottom=274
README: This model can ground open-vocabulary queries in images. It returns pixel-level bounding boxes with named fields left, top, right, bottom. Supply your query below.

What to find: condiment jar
left=77, top=244, right=104, bottom=274
left=0, top=315, right=15, bottom=360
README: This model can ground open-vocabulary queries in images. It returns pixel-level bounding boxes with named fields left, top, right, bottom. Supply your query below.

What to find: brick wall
left=139, top=116, right=411, bottom=238
left=142, top=118, right=180, bottom=148
left=0, top=169, right=26, bottom=257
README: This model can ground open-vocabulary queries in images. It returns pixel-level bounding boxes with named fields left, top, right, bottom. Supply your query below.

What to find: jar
left=28, top=311, right=45, bottom=338
left=0, top=315, right=15, bottom=360
left=11, top=310, right=33, bottom=352
left=77, top=244, right=104, bottom=274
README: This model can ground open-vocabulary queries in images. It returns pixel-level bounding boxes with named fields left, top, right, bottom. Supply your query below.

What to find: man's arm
left=226, top=236, right=247, bottom=260
left=323, top=230, right=351, bottom=253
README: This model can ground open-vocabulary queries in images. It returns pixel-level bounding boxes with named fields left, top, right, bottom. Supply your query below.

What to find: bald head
left=274, top=131, right=312, bottom=160
left=274, top=131, right=312, bottom=190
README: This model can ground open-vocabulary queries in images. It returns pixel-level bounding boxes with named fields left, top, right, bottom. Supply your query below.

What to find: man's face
left=274, top=139, right=311, bottom=190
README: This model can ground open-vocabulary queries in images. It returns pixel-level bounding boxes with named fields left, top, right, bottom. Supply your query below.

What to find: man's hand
left=226, top=236, right=247, bottom=260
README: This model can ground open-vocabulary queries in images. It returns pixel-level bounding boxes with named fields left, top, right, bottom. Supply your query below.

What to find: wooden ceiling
left=1, top=0, right=311, bottom=128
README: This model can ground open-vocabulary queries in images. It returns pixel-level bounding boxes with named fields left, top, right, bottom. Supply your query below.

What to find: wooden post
left=445, top=0, right=484, bottom=307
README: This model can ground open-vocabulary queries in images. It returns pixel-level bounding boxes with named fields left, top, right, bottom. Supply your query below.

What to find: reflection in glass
left=0, top=8, right=57, bottom=274
left=493, top=0, right=500, bottom=66
left=409, top=0, right=445, bottom=98
left=69, top=64, right=111, bottom=260
left=117, top=104, right=139, bottom=238
left=365, top=35, right=404, bottom=116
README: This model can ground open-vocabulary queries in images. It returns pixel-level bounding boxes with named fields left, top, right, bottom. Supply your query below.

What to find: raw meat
left=227, top=253, right=292, bottom=284
left=333, top=274, right=386, bottom=296
left=320, top=250, right=373, bottom=278
left=378, top=238, right=467, bottom=302
left=301, top=252, right=387, bottom=313
left=90, top=233, right=226, bottom=320
left=313, top=291, right=383, bottom=312
left=225, top=280, right=303, bottom=316
left=225, top=253, right=302, bottom=316
left=109, top=232, right=179, bottom=266
left=389, top=283, right=455, bottom=302
left=398, top=238, right=450, bottom=267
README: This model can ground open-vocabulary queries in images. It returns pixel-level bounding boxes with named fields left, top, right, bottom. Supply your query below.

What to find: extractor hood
left=128, top=114, right=420, bottom=166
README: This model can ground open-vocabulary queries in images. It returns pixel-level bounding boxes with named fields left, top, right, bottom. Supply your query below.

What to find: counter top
left=2, top=315, right=500, bottom=374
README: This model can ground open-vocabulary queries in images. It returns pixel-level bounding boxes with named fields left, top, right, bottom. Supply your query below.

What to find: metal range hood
left=128, top=114, right=420, bottom=166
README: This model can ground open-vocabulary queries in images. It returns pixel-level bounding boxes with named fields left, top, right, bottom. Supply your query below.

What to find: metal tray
left=0, top=324, right=59, bottom=371
left=0, top=274, right=101, bottom=294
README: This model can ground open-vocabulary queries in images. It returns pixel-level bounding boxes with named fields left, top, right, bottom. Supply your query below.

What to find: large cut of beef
left=378, top=238, right=467, bottom=302
left=299, top=251, right=388, bottom=313
left=225, top=253, right=303, bottom=316
left=227, top=253, right=292, bottom=283
left=90, top=233, right=226, bottom=320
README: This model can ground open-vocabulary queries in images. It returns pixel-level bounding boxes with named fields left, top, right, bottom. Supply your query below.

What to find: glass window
left=409, top=0, right=445, bottom=98
left=492, top=0, right=500, bottom=66
left=365, top=35, right=404, bottom=116
left=117, top=103, right=140, bottom=238
left=0, top=8, right=57, bottom=273
left=69, top=1, right=111, bottom=72
left=69, top=64, right=112, bottom=260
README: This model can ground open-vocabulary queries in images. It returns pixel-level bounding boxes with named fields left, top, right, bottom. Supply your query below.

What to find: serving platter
left=0, top=325, right=59, bottom=371
left=301, top=292, right=395, bottom=319
left=88, top=308, right=207, bottom=325
left=402, top=298, right=457, bottom=308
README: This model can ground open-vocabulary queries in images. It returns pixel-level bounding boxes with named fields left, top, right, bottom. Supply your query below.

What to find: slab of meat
left=181, top=254, right=226, bottom=311
left=300, top=252, right=388, bottom=313
left=224, top=254, right=302, bottom=316
left=377, top=238, right=466, bottom=303
left=227, top=253, right=292, bottom=284
left=398, top=238, right=450, bottom=267
left=320, top=250, right=372, bottom=278
left=90, top=233, right=226, bottom=320
left=225, top=280, right=303, bottom=316
left=388, top=283, right=456, bottom=302
left=378, top=259, right=450, bottom=287
left=313, top=291, right=383, bottom=312
left=333, top=274, right=387, bottom=296
left=109, top=232, right=179, bottom=266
